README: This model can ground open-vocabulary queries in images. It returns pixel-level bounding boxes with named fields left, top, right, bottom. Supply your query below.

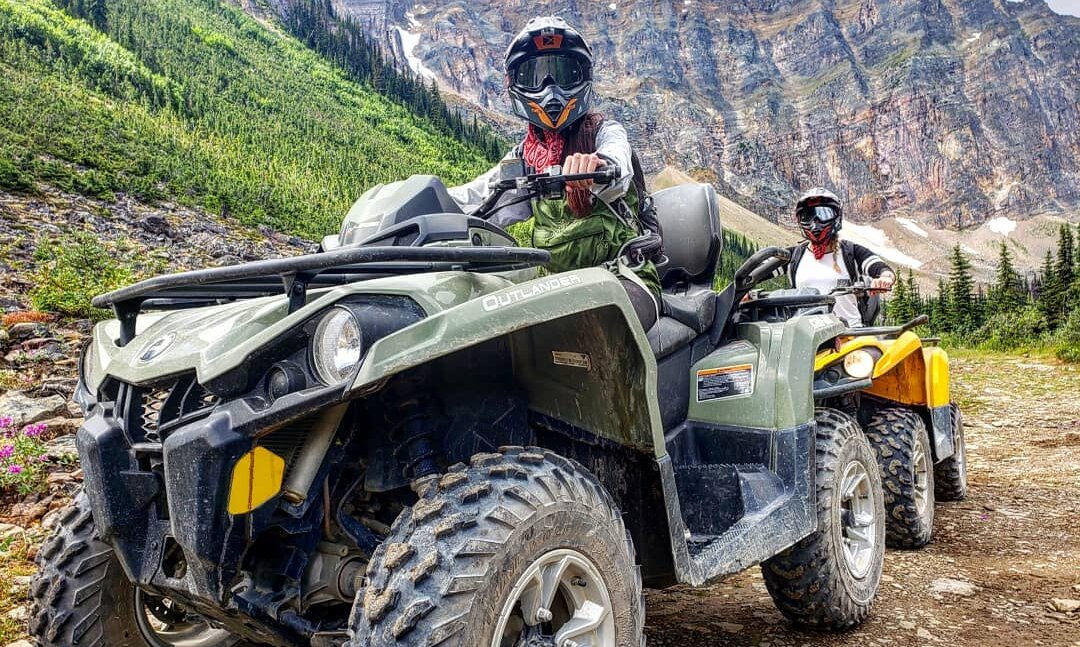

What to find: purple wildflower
left=7, top=464, right=22, bottom=474
left=0, top=416, right=11, bottom=429
left=22, top=422, right=46, bottom=437
left=0, top=445, right=12, bottom=460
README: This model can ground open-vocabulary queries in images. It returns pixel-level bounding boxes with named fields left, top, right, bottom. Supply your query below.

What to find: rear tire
left=347, top=446, right=643, bottom=647
left=761, top=408, right=884, bottom=630
left=933, top=403, right=968, bottom=501
left=28, top=492, right=239, bottom=647
left=864, top=406, right=935, bottom=548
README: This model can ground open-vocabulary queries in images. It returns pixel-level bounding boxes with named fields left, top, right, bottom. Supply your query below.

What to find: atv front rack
left=92, top=245, right=550, bottom=345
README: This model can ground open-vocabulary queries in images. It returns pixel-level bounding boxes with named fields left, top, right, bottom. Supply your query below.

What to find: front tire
left=934, top=403, right=968, bottom=501
left=28, top=492, right=239, bottom=647
left=761, top=408, right=885, bottom=630
left=348, top=446, right=643, bottom=647
left=864, top=406, right=935, bottom=548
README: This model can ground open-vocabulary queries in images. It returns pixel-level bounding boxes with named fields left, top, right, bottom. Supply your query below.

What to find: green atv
left=30, top=166, right=886, bottom=647
left=739, top=282, right=969, bottom=550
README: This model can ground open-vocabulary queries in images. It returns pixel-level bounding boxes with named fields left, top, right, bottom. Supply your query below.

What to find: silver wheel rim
left=492, top=548, right=615, bottom=647
left=134, top=588, right=233, bottom=647
left=914, top=434, right=931, bottom=516
left=839, top=461, right=877, bottom=580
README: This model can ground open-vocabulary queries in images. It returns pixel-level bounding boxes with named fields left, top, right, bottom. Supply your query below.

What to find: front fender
left=351, top=268, right=665, bottom=450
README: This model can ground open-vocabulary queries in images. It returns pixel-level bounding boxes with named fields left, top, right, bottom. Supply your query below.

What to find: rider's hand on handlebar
left=564, top=153, right=604, bottom=189
left=869, top=272, right=896, bottom=295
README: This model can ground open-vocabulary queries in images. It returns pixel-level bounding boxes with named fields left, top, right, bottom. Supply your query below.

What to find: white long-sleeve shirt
left=447, top=120, right=635, bottom=228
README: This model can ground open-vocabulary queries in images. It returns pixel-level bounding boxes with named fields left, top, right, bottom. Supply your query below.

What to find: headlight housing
left=843, top=349, right=876, bottom=379
left=312, top=307, right=364, bottom=384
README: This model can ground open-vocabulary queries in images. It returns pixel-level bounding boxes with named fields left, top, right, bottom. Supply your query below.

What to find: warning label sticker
left=696, top=364, right=755, bottom=402
left=552, top=351, right=592, bottom=371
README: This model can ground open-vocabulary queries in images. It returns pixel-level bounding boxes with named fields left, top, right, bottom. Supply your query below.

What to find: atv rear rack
left=92, top=245, right=550, bottom=346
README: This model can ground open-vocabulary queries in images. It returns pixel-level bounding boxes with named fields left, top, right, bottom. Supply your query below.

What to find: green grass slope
left=0, top=0, right=495, bottom=239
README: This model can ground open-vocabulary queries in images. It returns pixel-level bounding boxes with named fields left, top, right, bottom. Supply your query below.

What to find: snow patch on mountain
left=395, top=27, right=434, bottom=79
left=896, top=217, right=930, bottom=238
left=844, top=222, right=924, bottom=268
left=987, top=216, right=1018, bottom=236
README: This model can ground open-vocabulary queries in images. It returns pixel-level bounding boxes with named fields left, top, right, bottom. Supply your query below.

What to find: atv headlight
left=79, top=340, right=95, bottom=385
left=843, top=349, right=875, bottom=379
left=312, top=307, right=364, bottom=384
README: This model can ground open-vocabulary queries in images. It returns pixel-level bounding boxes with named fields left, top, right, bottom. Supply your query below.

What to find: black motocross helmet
left=795, top=187, right=843, bottom=246
left=505, top=17, right=593, bottom=133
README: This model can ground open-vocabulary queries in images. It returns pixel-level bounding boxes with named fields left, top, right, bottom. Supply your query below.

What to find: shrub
left=970, top=306, right=1048, bottom=352
left=29, top=231, right=134, bottom=318
left=0, top=418, right=49, bottom=495
left=1053, top=309, right=1080, bottom=363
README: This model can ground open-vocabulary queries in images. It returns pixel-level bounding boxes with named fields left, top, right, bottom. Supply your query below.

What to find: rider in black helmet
left=783, top=188, right=897, bottom=326
left=451, top=16, right=662, bottom=330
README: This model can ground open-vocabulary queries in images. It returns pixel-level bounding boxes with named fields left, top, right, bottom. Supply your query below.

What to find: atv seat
left=647, top=183, right=723, bottom=358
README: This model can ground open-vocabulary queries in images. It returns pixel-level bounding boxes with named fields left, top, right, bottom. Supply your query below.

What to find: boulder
left=45, top=433, right=78, bottom=459
left=0, top=391, right=68, bottom=425
left=7, top=322, right=48, bottom=340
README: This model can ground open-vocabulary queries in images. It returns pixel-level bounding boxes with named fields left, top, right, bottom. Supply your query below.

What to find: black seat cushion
left=647, top=317, right=698, bottom=359
left=661, top=289, right=716, bottom=333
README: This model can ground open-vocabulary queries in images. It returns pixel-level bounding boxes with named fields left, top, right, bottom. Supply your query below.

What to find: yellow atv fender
left=815, top=332, right=956, bottom=460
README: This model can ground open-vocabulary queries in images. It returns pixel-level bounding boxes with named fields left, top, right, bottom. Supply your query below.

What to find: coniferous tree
left=1057, top=224, right=1076, bottom=293
left=1037, top=249, right=1063, bottom=328
left=906, top=270, right=922, bottom=315
left=989, top=242, right=1023, bottom=315
left=930, top=278, right=949, bottom=333
left=947, top=245, right=976, bottom=334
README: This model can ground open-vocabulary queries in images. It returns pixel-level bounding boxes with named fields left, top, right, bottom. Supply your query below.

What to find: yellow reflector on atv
left=228, top=447, right=286, bottom=515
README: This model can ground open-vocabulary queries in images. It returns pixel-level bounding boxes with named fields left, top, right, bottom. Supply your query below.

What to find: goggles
left=797, top=205, right=839, bottom=227
left=512, top=55, right=589, bottom=91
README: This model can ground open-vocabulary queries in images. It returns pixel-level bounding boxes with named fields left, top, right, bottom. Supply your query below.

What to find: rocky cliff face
left=341, top=0, right=1080, bottom=232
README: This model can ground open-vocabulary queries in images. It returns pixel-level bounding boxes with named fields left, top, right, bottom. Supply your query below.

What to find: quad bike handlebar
left=472, top=165, right=618, bottom=221
left=829, top=280, right=892, bottom=297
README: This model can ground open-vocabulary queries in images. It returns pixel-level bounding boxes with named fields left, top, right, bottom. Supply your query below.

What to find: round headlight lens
left=843, top=349, right=875, bottom=379
left=312, top=308, right=364, bottom=384
left=80, top=341, right=95, bottom=384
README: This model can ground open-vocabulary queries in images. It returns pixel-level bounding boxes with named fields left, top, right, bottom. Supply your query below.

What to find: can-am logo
left=482, top=275, right=583, bottom=312
left=138, top=332, right=176, bottom=363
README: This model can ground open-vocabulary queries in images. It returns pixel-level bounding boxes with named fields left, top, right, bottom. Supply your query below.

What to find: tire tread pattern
left=346, top=446, right=644, bottom=647
left=28, top=493, right=111, bottom=647
left=933, top=403, right=968, bottom=501
left=760, top=408, right=885, bottom=630
left=864, top=406, right=935, bottom=548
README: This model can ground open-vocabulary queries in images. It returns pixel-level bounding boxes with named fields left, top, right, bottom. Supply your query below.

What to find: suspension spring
left=389, top=377, right=442, bottom=485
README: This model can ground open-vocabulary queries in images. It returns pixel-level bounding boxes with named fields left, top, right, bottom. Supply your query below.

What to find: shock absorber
left=389, top=374, right=443, bottom=494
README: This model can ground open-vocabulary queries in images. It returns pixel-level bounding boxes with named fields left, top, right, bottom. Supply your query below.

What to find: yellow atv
left=738, top=282, right=968, bottom=550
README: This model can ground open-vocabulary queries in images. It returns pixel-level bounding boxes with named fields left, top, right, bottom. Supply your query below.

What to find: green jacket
left=530, top=184, right=660, bottom=296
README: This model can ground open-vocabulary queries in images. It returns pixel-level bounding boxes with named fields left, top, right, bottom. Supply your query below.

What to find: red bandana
left=805, top=224, right=836, bottom=260
left=522, top=125, right=592, bottom=217
left=523, top=125, right=565, bottom=173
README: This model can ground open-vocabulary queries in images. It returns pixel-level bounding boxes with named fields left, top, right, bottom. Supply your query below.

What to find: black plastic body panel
left=658, top=421, right=817, bottom=587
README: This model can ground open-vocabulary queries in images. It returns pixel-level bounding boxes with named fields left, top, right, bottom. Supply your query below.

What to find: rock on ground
left=0, top=391, right=67, bottom=425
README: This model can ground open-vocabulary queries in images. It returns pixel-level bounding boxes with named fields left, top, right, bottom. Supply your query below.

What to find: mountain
left=329, top=0, right=1080, bottom=276
left=0, top=0, right=495, bottom=240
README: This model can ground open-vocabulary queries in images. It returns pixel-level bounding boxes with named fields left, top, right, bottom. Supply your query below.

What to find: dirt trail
left=645, top=352, right=1080, bottom=647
